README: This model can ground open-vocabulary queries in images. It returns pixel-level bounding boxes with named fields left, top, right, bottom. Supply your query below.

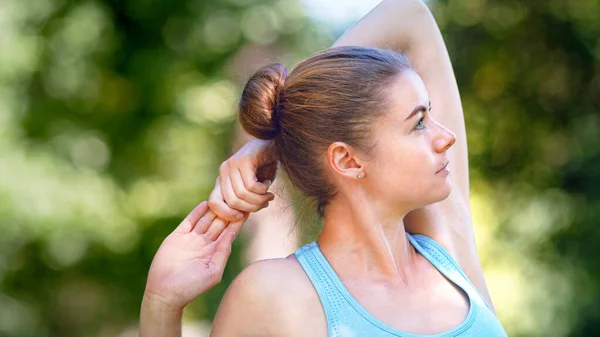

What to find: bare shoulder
left=210, top=255, right=327, bottom=337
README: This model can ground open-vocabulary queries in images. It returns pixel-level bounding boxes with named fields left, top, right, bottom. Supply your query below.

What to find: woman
left=140, top=0, right=508, bottom=336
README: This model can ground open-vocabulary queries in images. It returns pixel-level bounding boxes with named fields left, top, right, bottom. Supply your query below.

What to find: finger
left=175, top=201, right=209, bottom=233
left=220, top=173, right=260, bottom=213
left=230, top=166, right=273, bottom=206
left=251, top=200, right=272, bottom=215
left=239, top=159, right=269, bottom=194
left=208, top=178, right=244, bottom=222
left=255, top=161, right=278, bottom=190
left=218, top=213, right=247, bottom=241
left=212, top=214, right=248, bottom=270
left=204, top=216, right=230, bottom=242
left=192, top=208, right=217, bottom=235
left=211, top=231, right=236, bottom=272
left=257, top=199, right=272, bottom=212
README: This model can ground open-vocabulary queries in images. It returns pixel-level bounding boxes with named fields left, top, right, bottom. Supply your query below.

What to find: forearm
left=140, top=294, right=184, bottom=337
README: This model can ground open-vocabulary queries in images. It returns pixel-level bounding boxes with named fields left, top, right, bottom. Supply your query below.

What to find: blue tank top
left=294, top=233, right=507, bottom=337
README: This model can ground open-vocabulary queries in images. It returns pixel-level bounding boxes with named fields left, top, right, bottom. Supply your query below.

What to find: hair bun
left=238, top=63, right=288, bottom=140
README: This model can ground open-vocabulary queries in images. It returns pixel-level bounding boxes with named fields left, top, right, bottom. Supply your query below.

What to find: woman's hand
left=143, top=201, right=248, bottom=311
left=209, top=138, right=278, bottom=222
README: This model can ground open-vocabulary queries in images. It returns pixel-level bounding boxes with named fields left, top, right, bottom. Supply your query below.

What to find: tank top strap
left=295, top=242, right=342, bottom=335
left=406, top=233, right=492, bottom=312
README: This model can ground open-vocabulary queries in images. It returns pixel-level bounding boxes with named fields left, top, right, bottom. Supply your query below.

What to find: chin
left=411, top=187, right=452, bottom=209
left=431, top=181, right=452, bottom=203
left=439, top=187, right=452, bottom=201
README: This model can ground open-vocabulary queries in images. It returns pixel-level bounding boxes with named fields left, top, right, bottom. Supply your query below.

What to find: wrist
left=142, top=292, right=185, bottom=314
left=140, top=293, right=184, bottom=337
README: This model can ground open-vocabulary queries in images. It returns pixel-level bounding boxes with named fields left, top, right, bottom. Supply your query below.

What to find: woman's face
left=368, top=71, right=456, bottom=211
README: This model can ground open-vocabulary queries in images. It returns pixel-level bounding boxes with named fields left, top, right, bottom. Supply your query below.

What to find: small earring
left=357, top=173, right=362, bottom=179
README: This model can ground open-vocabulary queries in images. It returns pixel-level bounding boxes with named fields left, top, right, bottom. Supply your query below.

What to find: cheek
left=371, top=137, right=450, bottom=206
left=378, top=144, right=428, bottom=188
left=390, top=142, right=428, bottom=174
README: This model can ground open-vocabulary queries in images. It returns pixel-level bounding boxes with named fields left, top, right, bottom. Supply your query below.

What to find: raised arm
left=333, top=0, right=496, bottom=313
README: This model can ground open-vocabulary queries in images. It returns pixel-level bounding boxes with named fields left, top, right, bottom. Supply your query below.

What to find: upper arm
left=333, top=0, right=496, bottom=313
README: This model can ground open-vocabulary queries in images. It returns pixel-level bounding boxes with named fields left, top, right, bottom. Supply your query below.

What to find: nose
left=434, top=124, right=456, bottom=153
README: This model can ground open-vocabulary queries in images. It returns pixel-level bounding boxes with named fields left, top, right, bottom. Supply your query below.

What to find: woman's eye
left=414, top=116, right=426, bottom=130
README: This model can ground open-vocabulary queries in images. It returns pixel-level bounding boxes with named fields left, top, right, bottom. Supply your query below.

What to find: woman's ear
left=327, top=142, right=364, bottom=180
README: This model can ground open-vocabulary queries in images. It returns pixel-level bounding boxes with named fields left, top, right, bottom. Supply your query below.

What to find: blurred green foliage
left=0, top=0, right=598, bottom=336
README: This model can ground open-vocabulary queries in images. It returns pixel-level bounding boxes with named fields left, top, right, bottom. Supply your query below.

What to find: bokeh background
left=1, top=0, right=599, bottom=336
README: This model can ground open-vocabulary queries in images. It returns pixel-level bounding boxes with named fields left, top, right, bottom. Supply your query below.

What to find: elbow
left=385, top=0, right=432, bottom=20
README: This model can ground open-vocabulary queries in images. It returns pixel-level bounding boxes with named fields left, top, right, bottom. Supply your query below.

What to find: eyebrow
left=404, top=101, right=432, bottom=121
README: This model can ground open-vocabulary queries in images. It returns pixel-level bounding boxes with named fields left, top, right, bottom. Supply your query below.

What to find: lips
left=436, top=161, right=449, bottom=174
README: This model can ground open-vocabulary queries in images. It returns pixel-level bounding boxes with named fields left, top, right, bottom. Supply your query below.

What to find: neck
left=317, top=194, right=421, bottom=285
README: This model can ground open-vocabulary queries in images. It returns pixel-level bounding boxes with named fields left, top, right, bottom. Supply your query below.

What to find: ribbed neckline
left=306, top=233, right=477, bottom=337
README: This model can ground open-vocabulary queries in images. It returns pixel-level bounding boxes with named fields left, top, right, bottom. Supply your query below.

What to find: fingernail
left=236, top=213, right=244, bottom=220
